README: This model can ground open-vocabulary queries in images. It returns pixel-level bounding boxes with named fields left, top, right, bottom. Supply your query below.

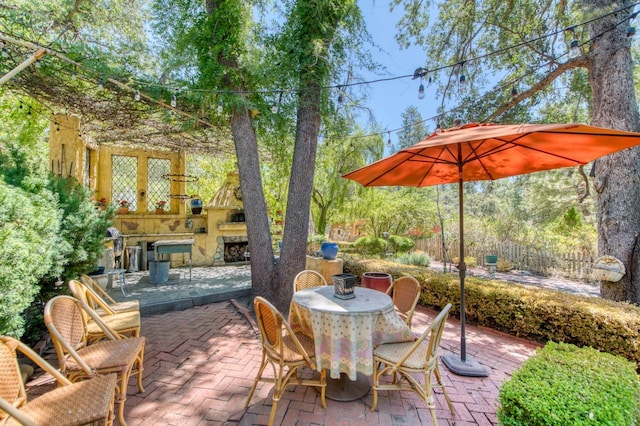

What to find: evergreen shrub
left=498, top=342, right=640, bottom=425
left=353, top=236, right=386, bottom=255
left=342, top=256, right=640, bottom=365
left=387, top=235, right=414, bottom=253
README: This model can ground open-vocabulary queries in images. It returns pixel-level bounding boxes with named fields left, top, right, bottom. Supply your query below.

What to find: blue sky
left=357, top=2, right=439, bottom=144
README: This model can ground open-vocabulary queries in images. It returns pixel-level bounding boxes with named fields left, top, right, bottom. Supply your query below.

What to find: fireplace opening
left=224, top=241, right=249, bottom=263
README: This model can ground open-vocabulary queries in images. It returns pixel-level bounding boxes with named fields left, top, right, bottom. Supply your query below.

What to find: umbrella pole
left=441, top=164, right=488, bottom=377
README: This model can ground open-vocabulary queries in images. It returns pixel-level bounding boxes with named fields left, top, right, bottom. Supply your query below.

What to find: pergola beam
left=0, top=48, right=46, bottom=86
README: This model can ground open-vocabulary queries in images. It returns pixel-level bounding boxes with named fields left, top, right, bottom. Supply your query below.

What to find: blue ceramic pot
left=320, top=242, right=339, bottom=260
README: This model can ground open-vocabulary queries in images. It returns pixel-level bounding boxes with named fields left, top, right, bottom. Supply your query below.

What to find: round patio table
left=290, top=285, right=413, bottom=401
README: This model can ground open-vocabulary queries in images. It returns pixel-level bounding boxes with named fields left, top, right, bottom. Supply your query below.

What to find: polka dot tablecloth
left=289, top=286, right=414, bottom=380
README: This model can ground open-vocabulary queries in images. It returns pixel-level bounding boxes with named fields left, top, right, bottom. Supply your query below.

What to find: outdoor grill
left=105, top=227, right=123, bottom=268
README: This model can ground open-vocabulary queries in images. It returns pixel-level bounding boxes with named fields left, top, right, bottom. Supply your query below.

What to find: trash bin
left=149, top=260, right=170, bottom=284
left=125, top=246, right=141, bottom=272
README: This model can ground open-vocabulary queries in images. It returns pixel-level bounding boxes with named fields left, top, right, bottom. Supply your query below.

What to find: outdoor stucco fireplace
left=206, top=171, right=248, bottom=265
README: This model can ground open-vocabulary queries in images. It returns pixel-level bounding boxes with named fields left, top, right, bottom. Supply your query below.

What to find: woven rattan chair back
left=293, top=270, right=328, bottom=292
left=44, top=295, right=145, bottom=426
left=0, top=335, right=117, bottom=426
left=0, top=338, right=26, bottom=416
left=246, top=296, right=326, bottom=426
left=47, top=294, right=89, bottom=355
left=386, top=276, right=422, bottom=328
left=371, top=303, right=454, bottom=425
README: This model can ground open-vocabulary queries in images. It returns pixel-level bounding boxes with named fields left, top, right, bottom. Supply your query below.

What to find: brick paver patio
left=116, top=299, right=539, bottom=425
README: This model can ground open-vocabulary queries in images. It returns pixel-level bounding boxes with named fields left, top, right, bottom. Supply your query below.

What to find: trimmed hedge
left=343, top=256, right=640, bottom=365
left=498, top=342, right=640, bottom=425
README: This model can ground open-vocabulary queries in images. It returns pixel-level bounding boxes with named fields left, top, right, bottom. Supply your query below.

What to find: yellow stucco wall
left=48, top=114, right=250, bottom=269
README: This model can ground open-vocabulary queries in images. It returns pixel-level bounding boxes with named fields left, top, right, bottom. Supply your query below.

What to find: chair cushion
left=86, top=310, right=140, bottom=335
left=374, top=341, right=428, bottom=370
left=95, top=300, right=140, bottom=315
left=66, top=337, right=145, bottom=372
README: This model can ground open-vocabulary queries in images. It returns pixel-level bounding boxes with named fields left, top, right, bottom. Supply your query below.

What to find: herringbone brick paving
left=118, top=300, right=539, bottom=425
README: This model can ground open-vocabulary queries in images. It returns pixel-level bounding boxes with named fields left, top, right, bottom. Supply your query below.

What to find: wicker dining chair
left=68, top=280, right=141, bottom=342
left=385, top=275, right=422, bottom=329
left=80, top=274, right=140, bottom=314
left=44, top=295, right=145, bottom=426
left=0, top=335, right=117, bottom=426
left=293, top=270, right=328, bottom=292
left=246, top=296, right=326, bottom=426
left=371, top=303, right=455, bottom=425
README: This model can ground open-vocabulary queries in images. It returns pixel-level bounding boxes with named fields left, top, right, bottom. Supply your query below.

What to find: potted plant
left=190, top=195, right=203, bottom=215
left=118, top=199, right=130, bottom=214
left=155, top=200, right=167, bottom=214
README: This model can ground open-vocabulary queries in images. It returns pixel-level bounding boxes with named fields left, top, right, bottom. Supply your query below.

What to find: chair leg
left=434, top=364, right=455, bottom=415
left=371, top=362, right=380, bottom=411
left=246, top=351, right=268, bottom=407
left=318, top=369, right=327, bottom=409
left=116, top=373, right=129, bottom=426
left=136, top=353, right=145, bottom=393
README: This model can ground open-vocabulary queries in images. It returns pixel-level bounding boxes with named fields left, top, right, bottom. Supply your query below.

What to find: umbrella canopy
left=343, top=122, right=640, bottom=376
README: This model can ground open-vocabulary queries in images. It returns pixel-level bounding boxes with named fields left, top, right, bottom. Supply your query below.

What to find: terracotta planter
left=155, top=208, right=164, bottom=214
left=118, top=207, right=129, bottom=214
left=361, top=272, right=392, bottom=293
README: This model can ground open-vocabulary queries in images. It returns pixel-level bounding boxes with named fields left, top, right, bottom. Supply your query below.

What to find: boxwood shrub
left=498, top=342, right=640, bottom=425
left=342, top=256, right=640, bottom=365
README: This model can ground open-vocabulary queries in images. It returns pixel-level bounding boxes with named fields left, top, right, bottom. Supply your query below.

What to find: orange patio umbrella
left=343, top=122, right=640, bottom=376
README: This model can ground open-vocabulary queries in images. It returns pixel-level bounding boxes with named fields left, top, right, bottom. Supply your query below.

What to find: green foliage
left=45, top=176, right=114, bottom=283
left=452, top=256, right=478, bottom=268
left=343, top=256, right=640, bottom=365
left=386, top=235, right=414, bottom=253
left=498, top=342, right=640, bottom=425
left=353, top=236, right=387, bottom=255
left=0, top=181, right=61, bottom=338
left=497, top=258, right=514, bottom=272
left=391, top=251, right=431, bottom=267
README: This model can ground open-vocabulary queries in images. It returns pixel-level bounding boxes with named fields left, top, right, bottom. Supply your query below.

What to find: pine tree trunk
left=588, top=0, right=640, bottom=302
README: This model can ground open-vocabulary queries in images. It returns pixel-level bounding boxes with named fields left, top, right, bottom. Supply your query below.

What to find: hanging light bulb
left=387, top=132, right=392, bottom=148
left=567, top=27, right=581, bottom=58
left=134, top=90, right=141, bottom=101
left=217, top=99, right=223, bottom=114
left=337, top=88, right=344, bottom=104
left=629, top=12, right=638, bottom=37
left=569, top=39, right=581, bottom=58
left=0, top=43, right=7, bottom=58
left=458, top=62, right=466, bottom=85
left=418, top=81, right=425, bottom=100
left=98, top=77, right=104, bottom=90
left=271, top=103, right=278, bottom=114
left=511, top=86, right=518, bottom=98
left=435, top=121, right=443, bottom=134
left=171, top=94, right=177, bottom=108
left=72, top=67, right=77, bottom=80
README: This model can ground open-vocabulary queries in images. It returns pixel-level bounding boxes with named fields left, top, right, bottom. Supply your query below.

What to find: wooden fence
left=415, top=237, right=595, bottom=281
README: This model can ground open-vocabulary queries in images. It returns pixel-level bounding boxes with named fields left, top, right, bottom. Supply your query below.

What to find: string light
left=271, top=102, right=278, bottom=114
left=511, top=86, right=518, bottom=98
left=435, top=120, right=443, bottom=134
left=629, top=11, right=638, bottom=37
left=171, top=94, right=177, bottom=108
left=568, top=27, right=581, bottom=58
left=98, top=77, right=104, bottom=90
left=387, top=132, right=392, bottom=148
left=418, top=78, right=425, bottom=100
left=72, top=67, right=77, bottom=80
left=217, top=99, right=223, bottom=114
left=458, top=62, right=466, bottom=85
left=337, top=86, right=344, bottom=104
left=0, top=42, right=7, bottom=58
left=134, top=90, right=141, bottom=101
